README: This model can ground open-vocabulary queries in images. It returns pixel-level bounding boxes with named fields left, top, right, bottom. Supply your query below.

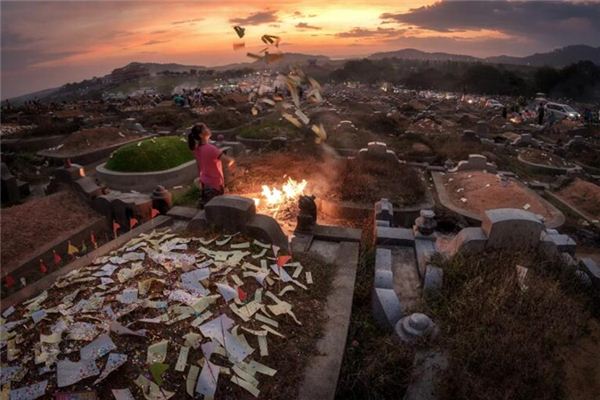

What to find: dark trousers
left=198, top=186, right=224, bottom=208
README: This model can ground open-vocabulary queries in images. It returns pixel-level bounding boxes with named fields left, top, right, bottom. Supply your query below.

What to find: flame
left=255, top=177, right=307, bottom=207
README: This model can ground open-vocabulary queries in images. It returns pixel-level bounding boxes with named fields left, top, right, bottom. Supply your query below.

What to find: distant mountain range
left=370, top=45, right=600, bottom=67
left=7, top=45, right=599, bottom=103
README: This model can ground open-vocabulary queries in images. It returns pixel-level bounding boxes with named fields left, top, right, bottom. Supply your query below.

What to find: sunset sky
left=2, top=0, right=600, bottom=98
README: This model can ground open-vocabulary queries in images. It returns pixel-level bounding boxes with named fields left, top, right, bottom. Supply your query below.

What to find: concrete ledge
left=96, top=159, right=197, bottom=192
left=38, top=135, right=153, bottom=165
left=298, top=241, right=359, bottom=400
left=1, top=215, right=172, bottom=312
left=431, top=171, right=565, bottom=229
left=3, top=134, right=68, bottom=152
left=1, top=216, right=108, bottom=280
left=545, top=190, right=600, bottom=228
left=517, top=153, right=579, bottom=175
left=312, top=224, right=362, bottom=243
left=167, top=206, right=198, bottom=220
left=376, top=227, right=415, bottom=246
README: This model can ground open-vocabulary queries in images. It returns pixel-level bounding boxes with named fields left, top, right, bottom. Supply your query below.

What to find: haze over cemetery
left=1, top=1, right=600, bottom=399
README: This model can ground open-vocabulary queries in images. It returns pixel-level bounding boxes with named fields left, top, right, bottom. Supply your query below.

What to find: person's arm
left=220, top=152, right=235, bottom=167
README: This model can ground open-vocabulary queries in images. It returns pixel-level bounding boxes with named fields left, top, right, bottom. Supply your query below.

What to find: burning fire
left=254, top=177, right=307, bottom=208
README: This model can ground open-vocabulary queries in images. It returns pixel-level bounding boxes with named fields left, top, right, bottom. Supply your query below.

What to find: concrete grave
left=482, top=208, right=544, bottom=250
left=204, top=195, right=256, bottom=233
left=356, top=141, right=400, bottom=164
left=449, top=154, right=497, bottom=174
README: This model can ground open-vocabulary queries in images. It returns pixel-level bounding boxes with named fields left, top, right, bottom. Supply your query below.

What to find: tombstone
left=357, top=141, right=399, bottom=164
left=112, top=193, right=153, bottom=232
left=204, top=195, right=256, bottom=233
left=451, top=154, right=497, bottom=173
left=54, top=164, right=85, bottom=183
left=245, top=214, right=289, bottom=251
left=444, top=227, right=488, bottom=256
left=482, top=208, right=544, bottom=250
left=372, top=287, right=403, bottom=330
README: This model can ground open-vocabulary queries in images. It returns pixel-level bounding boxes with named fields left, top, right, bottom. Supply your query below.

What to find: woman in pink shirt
left=188, top=123, right=234, bottom=208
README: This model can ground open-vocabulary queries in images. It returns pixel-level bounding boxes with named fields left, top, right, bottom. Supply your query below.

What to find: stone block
left=375, top=248, right=392, bottom=272
left=423, top=265, right=443, bottom=293
left=443, top=227, right=487, bottom=256
left=376, top=227, right=415, bottom=246
left=461, top=130, right=479, bottom=142
left=167, top=206, right=197, bottom=220
left=372, top=287, right=403, bottom=330
left=579, top=258, right=600, bottom=289
left=187, top=210, right=208, bottom=232
left=245, top=214, right=289, bottom=251
left=312, top=225, right=362, bottom=242
left=111, top=193, right=153, bottom=232
left=482, top=208, right=543, bottom=250
left=54, top=164, right=85, bottom=183
left=204, top=195, right=256, bottom=233
left=290, top=233, right=313, bottom=254
left=73, top=177, right=103, bottom=200
left=91, top=192, right=120, bottom=222
left=374, top=269, right=394, bottom=289
left=415, top=239, right=437, bottom=279
left=543, top=233, right=576, bottom=255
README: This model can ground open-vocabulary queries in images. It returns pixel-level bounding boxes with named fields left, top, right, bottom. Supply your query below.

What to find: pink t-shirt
left=193, top=143, right=224, bottom=189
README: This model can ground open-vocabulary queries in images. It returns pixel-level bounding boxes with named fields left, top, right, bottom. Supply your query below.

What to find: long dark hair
left=187, top=123, right=205, bottom=150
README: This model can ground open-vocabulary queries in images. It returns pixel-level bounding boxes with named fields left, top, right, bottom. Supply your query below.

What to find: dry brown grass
left=426, top=251, right=594, bottom=400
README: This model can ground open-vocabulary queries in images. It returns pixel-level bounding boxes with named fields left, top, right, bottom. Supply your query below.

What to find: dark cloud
left=171, top=18, right=203, bottom=25
left=380, top=1, right=600, bottom=47
left=141, top=39, right=169, bottom=46
left=151, top=30, right=167, bottom=35
left=1, top=30, right=38, bottom=48
left=229, top=10, right=279, bottom=26
left=335, top=27, right=401, bottom=39
left=295, top=22, right=322, bottom=30
left=1, top=49, right=80, bottom=70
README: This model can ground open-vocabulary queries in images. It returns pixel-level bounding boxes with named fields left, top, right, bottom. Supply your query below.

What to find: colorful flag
left=237, top=287, right=247, bottom=302
left=53, top=250, right=62, bottom=266
left=90, top=231, right=98, bottom=249
left=67, top=241, right=79, bottom=256
left=81, top=240, right=88, bottom=254
left=4, top=275, right=15, bottom=288
left=39, top=259, right=48, bottom=274
left=277, top=255, right=291, bottom=268
left=113, top=221, right=120, bottom=238
left=151, top=208, right=160, bottom=218
left=130, top=217, right=139, bottom=230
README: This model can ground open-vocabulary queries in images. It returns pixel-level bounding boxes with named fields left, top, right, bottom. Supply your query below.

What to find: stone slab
left=166, top=206, right=198, bottom=220
left=290, top=233, right=313, bottom=254
left=372, top=287, right=404, bottom=331
left=423, top=265, right=443, bottom=293
left=374, top=269, right=394, bottom=289
left=313, top=224, right=362, bottom=243
left=375, top=248, right=392, bottom=272
left=415, top=239, right=436, bottom=279
left=298, top=241, right=359, bottom=400
left=376, top=227, right=415, bottom=246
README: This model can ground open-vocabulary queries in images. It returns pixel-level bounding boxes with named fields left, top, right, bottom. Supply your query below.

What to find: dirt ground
left=520, top=148, right=574, bottom=168
left=444, top=171, right=557, bottom=221
left=556, top=178, right=600, bottom=218
left=560, top=319, right=600, bottom=400
left=48, top=127, right=143, bottom=154
left=0, top=190, right=100, bottom=269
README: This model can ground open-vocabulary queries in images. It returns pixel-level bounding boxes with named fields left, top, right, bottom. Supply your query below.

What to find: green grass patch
left=105, top=136, right=194, bottom=172
left=236, top=115, right=300, bottom=139
left=173, top=185, right=201, bottom=207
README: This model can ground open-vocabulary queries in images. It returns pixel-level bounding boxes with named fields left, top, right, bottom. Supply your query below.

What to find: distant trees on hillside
left=329, top=58, right=600, bottom=101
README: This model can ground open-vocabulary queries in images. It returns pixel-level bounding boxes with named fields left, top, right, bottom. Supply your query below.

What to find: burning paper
left=233, top=25, right=245, bottom=38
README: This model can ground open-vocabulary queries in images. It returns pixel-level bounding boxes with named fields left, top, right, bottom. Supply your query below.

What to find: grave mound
left=105, top=136, right=193, bottom=172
